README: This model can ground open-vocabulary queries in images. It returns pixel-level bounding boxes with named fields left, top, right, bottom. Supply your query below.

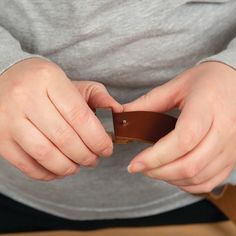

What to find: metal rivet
left=122, top=119, right=127, bottom=124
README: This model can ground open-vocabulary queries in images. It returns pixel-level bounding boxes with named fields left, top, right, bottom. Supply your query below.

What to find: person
left=0, top=0, right=236, bottom=234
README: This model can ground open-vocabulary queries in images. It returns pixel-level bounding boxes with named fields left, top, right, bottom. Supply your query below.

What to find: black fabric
left=0, top=193, right=228, bottom=234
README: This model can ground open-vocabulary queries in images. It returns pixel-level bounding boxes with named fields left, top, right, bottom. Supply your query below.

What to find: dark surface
left=0, top=193, right=228, bottom=234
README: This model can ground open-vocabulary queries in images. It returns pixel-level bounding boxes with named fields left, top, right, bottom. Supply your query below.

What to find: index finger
left=47, top=76, right=113, bottom=157
left=128, top=95, right=214, bottom=173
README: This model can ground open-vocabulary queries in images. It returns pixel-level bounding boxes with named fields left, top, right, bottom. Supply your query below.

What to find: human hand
left=124, top=62, right=236, bottom=193
left=0, top=58, right=122, bottom=181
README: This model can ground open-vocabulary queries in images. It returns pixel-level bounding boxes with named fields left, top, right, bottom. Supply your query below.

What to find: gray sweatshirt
left=0, top=0, right=236, bottom=220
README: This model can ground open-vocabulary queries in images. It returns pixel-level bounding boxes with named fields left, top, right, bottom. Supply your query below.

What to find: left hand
left=123, top=62, right=236, bottom=194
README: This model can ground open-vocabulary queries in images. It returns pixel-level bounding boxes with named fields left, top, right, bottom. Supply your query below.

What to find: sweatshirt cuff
left=196, top=48, right=236, bottom=71
left=0, top=52, right=51, bottom=76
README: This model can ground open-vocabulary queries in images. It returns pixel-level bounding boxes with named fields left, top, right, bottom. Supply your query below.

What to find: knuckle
left=95, top=136, right=112, bottom=155
left=11, top=84, right=27, bottom=101
left=86, top=81, right=106, bottom=92
left=53, top=126, right=73, bottom=148
left=61, top=164, right=78, bottom=176
left=144, top=170, right=160, bottom=179
left=69, top=106, right=89, bottom=124
left=38, top=174, right=56, bottom=181
left=33, top=61, right=56, bottom=81
left=190, top=175, right=204, bottom=185
left=145, top=171, right=155, bottom=179
left=15, top=162, right=55, bottom=181
left=29, top=174, right=55, bottom=181
left=183, top=188, right=197, bottom=194
left=33, top=143, right=53, bottom=161
left=15, top=160, right=32, bottom=175
left=200, top=184, right=214, bottom=193
left=177, top=129, right=196, bottom=153
left=153, top=156, right=164, bottom=167
left=91, top=81, right=106, bottom=90
left=31, top=173, right=54, bottom=181
left=181, top=164, right=198, bottom=179
left=87, top=158, right=100, bottom=168
left=81, top=155, right=97, bottom=166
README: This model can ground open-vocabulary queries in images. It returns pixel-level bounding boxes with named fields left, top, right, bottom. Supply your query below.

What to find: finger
left=47, top=79, right=115, bottom=157
left=179, top=165, right=233, bottom=194
left=72, top=81, right=123, bottom=113
left=11, top=118, right=79, bottom=176
left=0, top=139, right=57, bottom=181
left=144, top=121, right=222, bottom=181
left=128, top=94, right=214, bottom=173
left=24, top=95, right=98, bottom=166
left=123, top=76, right=184, bottom=113
left=169, top=151, right=230, bottom=186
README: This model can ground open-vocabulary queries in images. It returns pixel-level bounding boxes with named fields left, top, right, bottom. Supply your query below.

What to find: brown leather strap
left=201, top=184, right=236, bottom=224
left=111, top=111, right=236, bottom=224
left=112, top=111, right=176, bottom=144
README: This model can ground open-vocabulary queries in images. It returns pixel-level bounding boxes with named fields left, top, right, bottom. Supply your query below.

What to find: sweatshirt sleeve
left=0, top=26, right=48, bottom=75
left=198, top=37, right=236, bottom=70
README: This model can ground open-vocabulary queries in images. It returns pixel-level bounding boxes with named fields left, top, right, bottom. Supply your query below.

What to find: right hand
left=0, top=58, right=123, bottom=181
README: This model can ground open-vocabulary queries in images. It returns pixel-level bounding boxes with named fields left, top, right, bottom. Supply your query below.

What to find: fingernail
left=127, top=162, right=146, bottom=173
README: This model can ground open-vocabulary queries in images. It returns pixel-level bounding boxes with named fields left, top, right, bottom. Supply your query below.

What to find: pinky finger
left=0, top=139, right=58, bottom=181
left=178, top=165, right=233, bottom=194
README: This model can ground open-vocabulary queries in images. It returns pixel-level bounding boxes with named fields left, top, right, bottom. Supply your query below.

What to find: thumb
left=123, top=77, right=184, bottom=113
left=72, top=80, right=123, bottom=113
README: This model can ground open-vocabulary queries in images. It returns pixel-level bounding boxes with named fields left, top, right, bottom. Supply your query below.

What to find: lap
left=0, top=192, right=228, bottom=234
left=2, top=222, right=236, bottom=236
